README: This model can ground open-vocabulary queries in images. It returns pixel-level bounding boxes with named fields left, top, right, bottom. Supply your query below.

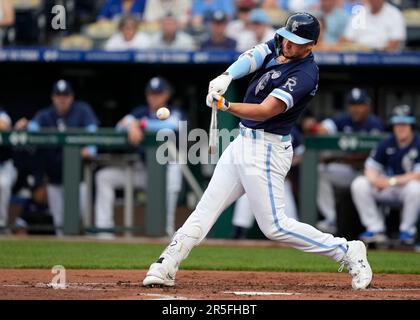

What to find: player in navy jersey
left=351, top=104, right=420, bottom=247
left=15, top=80, right=99, bottom=236
left=311, top=88, right=384, bottom=234
left=0, top=108, right=17, bottom=234
left=94, top=77, right=183, bottom=238
left=144, top=13, right=373, bottom=290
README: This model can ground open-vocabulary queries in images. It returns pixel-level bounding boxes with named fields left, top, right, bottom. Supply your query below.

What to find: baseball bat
left=209, top=101, right=218, bottom=154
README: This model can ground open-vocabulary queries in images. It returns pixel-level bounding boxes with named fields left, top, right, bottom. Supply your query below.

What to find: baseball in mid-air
left=156, top=107, right=170, bottom=120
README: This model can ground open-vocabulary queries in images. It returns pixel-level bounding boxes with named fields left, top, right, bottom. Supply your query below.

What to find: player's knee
left=404, top=180, right=420, bottom=199
left=259, top=218, right=288, bottom=241
left=351, top=175, right=370, bottom=195
left=95, top=168, right=113, bottom=185
left=0, top=176, right=9, bottom=189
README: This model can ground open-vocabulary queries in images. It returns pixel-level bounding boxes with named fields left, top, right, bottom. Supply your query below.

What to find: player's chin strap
left=274, top=33, right=284, bottom=57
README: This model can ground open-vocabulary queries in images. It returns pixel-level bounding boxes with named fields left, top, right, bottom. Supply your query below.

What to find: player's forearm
left=392, top=172, right=420, bottom=185
left=364, top=167, right=381, bottom=185
left=227, top=102, right=285, bottom=122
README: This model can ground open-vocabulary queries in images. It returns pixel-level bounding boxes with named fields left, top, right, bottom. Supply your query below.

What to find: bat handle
left=209, top=102, right=218, bottom=155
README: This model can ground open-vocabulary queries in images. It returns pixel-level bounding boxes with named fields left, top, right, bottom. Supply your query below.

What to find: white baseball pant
left=179, top=127, right=348, bottom=262
left=232, top=178, right=298, bottom=229
left=0, top=160, right=17, bottom=227
left=317, top=162, right=359, bottom=223
left=351, top=176, right=420, bottom=234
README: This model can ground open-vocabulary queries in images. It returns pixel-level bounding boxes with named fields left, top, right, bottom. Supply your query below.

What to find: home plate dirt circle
left=0, top=269, right=420, bottom=300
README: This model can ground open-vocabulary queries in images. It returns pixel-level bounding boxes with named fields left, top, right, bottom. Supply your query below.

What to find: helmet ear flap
left=274, top=33, right=283, bottom=57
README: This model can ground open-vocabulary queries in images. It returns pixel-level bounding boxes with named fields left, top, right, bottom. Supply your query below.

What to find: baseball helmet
left=274, top=12, right=320, bottom=56
left=389, top=104, right=416, bottom=125
left=347, top=88, right=371, bottom=105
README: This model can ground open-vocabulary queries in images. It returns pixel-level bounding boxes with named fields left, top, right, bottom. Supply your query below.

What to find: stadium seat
left=403, top=9, right=420, bottom=27
left=59, top=35, right=93, bottom=50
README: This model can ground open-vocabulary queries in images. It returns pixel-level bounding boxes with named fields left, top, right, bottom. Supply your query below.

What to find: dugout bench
left=300, top=133, right=384, bottom=226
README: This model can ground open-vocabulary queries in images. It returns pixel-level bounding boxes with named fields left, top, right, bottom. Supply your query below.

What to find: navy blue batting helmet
left=347, top=88, right=371, bottom=105
left=274, top=12, right=320, bottom=56
left=390, top=104, right=416, bottom=125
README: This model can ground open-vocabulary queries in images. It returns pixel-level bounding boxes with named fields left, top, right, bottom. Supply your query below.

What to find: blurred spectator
left=260, top=0, right=288, bottom=28
left=14, top=183, right=54, bottom=236
left=143, top=0, right=192, bottom=29
left=275, top=0, right=320, bottom=12
left=149, top=13, right=196, bottom=50
left=231, top=126, right=304, bottom=239
left=191, top=0, right=235, bottom=30
left=341, top=0, right=407, bottom=51
left=226, top=0, right=256, bottom=41
left=200, top=11, right=237, bottom=50
left=307, top=88, right=384, bottom=234
left=94, top=77, right=183, bottom=237
left=236, top=9, right=276, bottom=52
left=313, top=0, right=349, bottom=44
left=0, top=107, right=17, bottom=233
left=351, top=104, right=420, bottom=246
left=0, top=0, right=15, bottom=47
left=104, top=15, right=151, bottom=50
left=15, top=80, right=99, bottom=236
left=97, top=0, right=147, bottom=22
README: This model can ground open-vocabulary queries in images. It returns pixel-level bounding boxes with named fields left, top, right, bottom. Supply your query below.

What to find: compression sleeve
left=226, top=43, right=271, bottom=80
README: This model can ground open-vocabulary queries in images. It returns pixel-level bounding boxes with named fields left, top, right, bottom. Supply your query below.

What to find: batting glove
left=208, top=72, right=232, bottom=96
left=208, top=93, right=230, bottom=111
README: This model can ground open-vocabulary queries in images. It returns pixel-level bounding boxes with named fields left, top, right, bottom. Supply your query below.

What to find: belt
left=239, top=126, right=291, bottom=142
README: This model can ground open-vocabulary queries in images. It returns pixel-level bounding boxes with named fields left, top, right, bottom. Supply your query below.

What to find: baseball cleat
left=359, top=231, right=388, bottom=244
left=143, top=260, right=175, bottom=287
left=339, top=240, right=373, bottom=290
left=399, top=231, right=416, bottom=245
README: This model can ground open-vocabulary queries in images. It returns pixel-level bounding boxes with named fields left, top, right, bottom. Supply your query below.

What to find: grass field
left=1, top=239, right=419, bottom=274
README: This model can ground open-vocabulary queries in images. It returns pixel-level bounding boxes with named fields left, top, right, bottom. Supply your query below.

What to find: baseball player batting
left=143, top=13, right=372, bottom=290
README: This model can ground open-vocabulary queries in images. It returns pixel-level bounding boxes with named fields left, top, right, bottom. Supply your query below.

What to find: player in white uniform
left=351, top=105, right=420, bottom=246
left=143, top=13, right=372, bottom=289
left=0, top=108, right=17, bottom=233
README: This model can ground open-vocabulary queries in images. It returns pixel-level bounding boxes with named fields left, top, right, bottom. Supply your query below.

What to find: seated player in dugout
left=0, top=107, right=17, bottom=234
left=351, top=104, right=420, bottom=247
left=14, top=79, right=99, bottom=236
left=305, top=88, right=385, bottom=234
left=94, top=77, right=184, bottom=238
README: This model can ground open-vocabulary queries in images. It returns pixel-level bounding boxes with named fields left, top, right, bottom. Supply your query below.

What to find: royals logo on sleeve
left=282, top=77, right=297, bottom=92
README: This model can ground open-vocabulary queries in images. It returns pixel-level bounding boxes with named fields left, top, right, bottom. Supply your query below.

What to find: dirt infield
left=1, top=269, right=419, bottom=300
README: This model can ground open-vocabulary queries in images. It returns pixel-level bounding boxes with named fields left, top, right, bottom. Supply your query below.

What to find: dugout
left=1, top=49, right=420, bottom=238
